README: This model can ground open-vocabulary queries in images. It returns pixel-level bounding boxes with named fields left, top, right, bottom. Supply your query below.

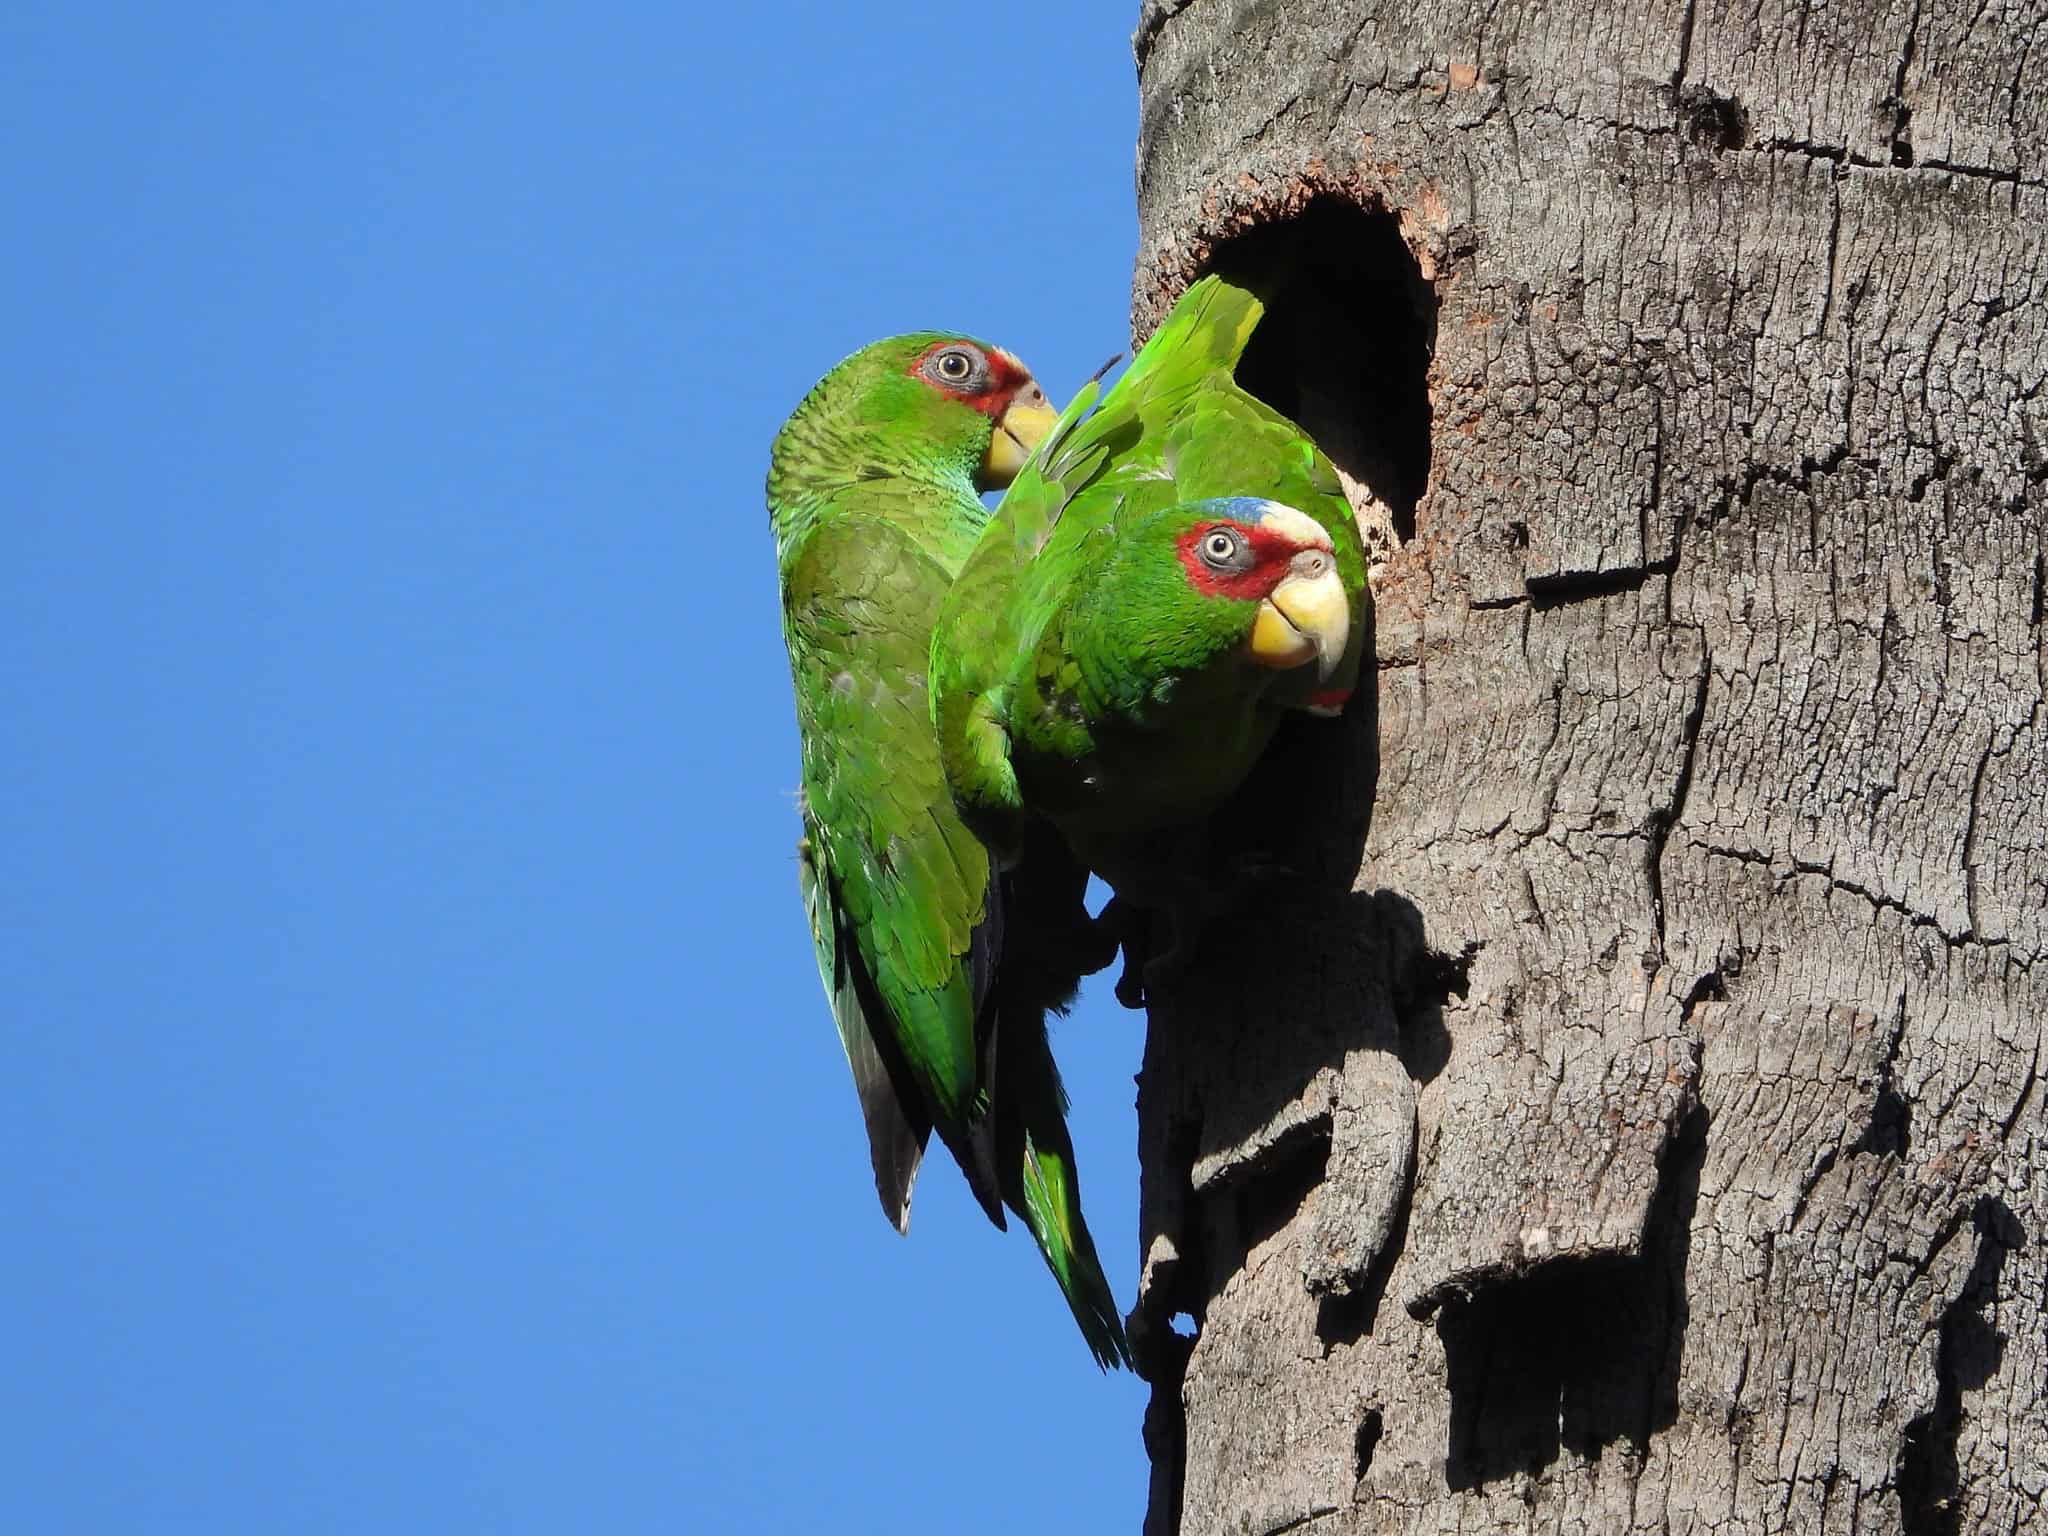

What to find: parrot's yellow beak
left=979, top=384, right=1060, bottom=490
left=1248, top=556, right=1350, bottom=678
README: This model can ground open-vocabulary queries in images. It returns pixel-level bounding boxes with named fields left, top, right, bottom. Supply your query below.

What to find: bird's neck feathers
left=1069, top=570, right=1258, bottom=721
left=767, top=383, right=989, bottom=573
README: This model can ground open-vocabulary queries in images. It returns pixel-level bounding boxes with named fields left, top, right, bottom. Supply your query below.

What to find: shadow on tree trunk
left=1895, top=1196, right=2022, bottom=1536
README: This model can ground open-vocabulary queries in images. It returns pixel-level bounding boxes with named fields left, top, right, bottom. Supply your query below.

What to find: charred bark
left=1128, top=2, right=2048, bottom=1531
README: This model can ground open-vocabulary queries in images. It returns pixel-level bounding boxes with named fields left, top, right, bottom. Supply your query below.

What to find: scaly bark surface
left=1125, top=3, right=2047, bottom=1531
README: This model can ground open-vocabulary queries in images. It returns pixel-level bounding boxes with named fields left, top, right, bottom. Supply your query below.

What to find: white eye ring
left=935, top=349, right=974, bottom=380
left=1202, top=531, right=1239, bottom=564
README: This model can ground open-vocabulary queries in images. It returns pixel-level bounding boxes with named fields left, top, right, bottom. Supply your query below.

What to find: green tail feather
left=1019, top=1130, right=1129, bottom=1371
left=1119, top=273, right=1261, bottom=390
left=996, top=1004, right=1131, bottom=1371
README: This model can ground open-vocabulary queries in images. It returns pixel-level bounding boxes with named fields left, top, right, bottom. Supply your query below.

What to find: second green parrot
left=930, top=274, right=1371, bottom=982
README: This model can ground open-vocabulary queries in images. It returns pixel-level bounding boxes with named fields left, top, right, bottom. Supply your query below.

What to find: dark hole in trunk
left=1354, top=1408, right=1385, bottom=1480
left=1207, top=197, right=1440, bottom=542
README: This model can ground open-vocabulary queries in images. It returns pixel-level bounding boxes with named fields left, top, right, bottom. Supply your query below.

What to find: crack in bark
left=1352, top=1407, right=1384, bottom=1480
left=1256, top=1506, right=1342, bottom=1536
left=1649, top=650, right=1712, bottom=953
left=1817, top=172, right=1846, bottom=337
left=1141, top=1327, right=1195, bottom=1536
left=1960, top=737, right=1993, bottom=940
left=1883, top=0, right=1925, bottom=168
left=1468, top=558, right=1674, bottom=609
left=1670, top=0, right=1698, bottom=90
left=1686, top=840, right=2042, bottom=970
left=1751, top=138, right=2045, bottom=187
left=1787, top=860, right=1981, bottom=950
left=1474, top=448, right=1866, bottom=614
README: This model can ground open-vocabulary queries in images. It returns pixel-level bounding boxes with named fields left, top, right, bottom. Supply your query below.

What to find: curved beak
left=1248, top=557, right=1350, bottom=679
left=979, top=383, right=1060, bottom=490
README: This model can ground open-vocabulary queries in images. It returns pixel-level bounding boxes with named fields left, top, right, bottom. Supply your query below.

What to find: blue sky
left=3, top=4, right=1153, bottom=1530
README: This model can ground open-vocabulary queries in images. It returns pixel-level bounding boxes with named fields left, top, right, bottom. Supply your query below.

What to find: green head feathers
left=1067, top=496, right=1352, bottom=718
left=766, top=333, right=1058, bottom=562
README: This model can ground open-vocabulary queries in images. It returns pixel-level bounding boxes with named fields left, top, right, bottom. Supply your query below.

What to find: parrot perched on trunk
left=930, top=275, right=1370, bottom=986
left=767, top=332, right=1129, bottom=1369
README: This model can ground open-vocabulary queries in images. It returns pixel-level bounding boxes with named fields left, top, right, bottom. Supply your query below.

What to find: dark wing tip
left=960, top=1107, right=1007, bottom=1232
left=868, top=1102, right=927, bottom=1235
left=1086, top=1315, right=1134, bottom=1372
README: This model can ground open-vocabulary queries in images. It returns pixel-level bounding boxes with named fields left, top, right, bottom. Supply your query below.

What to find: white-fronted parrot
left=930, top=275, right=1370, bottom=992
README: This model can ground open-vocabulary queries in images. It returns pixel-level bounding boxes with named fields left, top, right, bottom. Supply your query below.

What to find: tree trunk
left=1126, top=3, right=2047, bottom=1532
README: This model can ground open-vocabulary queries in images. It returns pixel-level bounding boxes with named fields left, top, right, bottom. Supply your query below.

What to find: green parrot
left=767, top=332, right=1130, bottom=1369
left=929, top=275, right=1370, bottom=989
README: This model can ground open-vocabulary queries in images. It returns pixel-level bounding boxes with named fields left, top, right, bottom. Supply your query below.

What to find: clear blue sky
left=3, top=5, right=1152, bottom=1530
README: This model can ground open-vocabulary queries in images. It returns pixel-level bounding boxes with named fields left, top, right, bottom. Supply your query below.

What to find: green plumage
left=930, top=275, right=1371, bottom=902
left=768, top=334, right=1127, bottom=1369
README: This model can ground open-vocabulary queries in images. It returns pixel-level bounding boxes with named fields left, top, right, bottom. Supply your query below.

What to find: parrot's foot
left=1015, top=900, right=1122, bottom=989
left=1138, top=883, right=1239, bottom=1004
left=1105, top=900, right=1215, bottom=1009
left=1099, top=898, right=1153, bottom=1010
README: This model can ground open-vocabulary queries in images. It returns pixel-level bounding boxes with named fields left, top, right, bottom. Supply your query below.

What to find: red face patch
left=907, top=340, right=1031, bottom=419
left=1174, top=520, right=1307, bottom=600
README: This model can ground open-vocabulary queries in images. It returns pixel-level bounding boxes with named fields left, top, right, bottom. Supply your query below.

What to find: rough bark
left=1127, top=3, right=2047, bottom=1532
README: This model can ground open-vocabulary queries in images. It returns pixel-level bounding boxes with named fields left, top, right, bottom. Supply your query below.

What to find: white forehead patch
left=1253, top=501, right=1335, bottom=552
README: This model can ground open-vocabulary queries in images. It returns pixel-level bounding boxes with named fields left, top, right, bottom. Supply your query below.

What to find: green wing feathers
left=779, top=475, right=1128, bottom=1369
left=954, top=272, right=1364, bottom=623
left=798, top=821, right=927, bottom=1229
left=998, top=274, right=1266, bottom=527
left=785, top=516, right=1003, bottom=1223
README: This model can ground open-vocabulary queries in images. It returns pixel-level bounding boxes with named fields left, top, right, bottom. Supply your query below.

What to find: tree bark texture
left=1127, top=3, right=2046, bottom=1532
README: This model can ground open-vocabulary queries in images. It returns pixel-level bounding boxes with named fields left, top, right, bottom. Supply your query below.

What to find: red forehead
left=1174, top=519, right=1306, bottom=600
left=907, top=339, right=1028, bottom=417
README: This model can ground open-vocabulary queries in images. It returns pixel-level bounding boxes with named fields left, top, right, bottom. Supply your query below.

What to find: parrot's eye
left=926, top=346, right=984, bottom=388
left=1200, top=530, right=1241, bottom=566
